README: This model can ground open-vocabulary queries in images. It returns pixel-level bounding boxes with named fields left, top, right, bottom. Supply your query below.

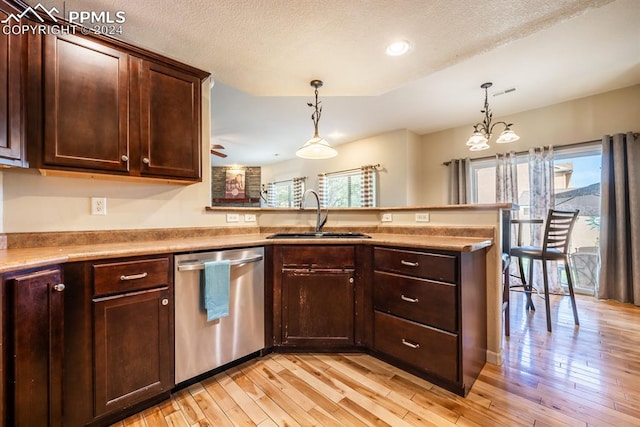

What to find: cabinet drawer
left=374, top=311, right=458, bottom=383
left=278, top=245, right=354, bottom=268
left=374, top=247, right=457, bottom=283
left=374, top=271, right=457, bottom=332
left=93, top=257, right=170, bottom=296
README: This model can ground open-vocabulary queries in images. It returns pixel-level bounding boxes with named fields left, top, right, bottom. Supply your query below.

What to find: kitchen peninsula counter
left=0, top=228, right=493, bottom=274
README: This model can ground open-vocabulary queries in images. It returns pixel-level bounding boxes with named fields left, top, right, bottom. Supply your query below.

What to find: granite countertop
left=0, top=232, right=493, bottom=274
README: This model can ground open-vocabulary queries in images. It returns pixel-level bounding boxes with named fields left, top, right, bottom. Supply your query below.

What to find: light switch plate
left=244, top=214, right=257, bottom=223
left=226, top=213, right=239, bottom=223
left=415, top=212, right=430, bottom=222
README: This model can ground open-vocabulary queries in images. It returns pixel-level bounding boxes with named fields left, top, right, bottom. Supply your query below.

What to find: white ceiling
left=28, top=0, right=640, bottom=165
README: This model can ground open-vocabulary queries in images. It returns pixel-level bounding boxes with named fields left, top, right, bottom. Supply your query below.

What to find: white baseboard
left=486, top=349, right=503, bottom=366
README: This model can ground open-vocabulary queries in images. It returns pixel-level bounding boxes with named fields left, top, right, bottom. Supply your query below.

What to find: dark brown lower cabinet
left=372, top=246, right=487, bottom=396
left=63, top=255, right=174, bottom=426
left=282, top=269, right=355, bottom=347
left=272, top=245, right=363, bottom=350
left=3, top=267, right=64, bottom=426
left=93, top=288, right=172, bottom=418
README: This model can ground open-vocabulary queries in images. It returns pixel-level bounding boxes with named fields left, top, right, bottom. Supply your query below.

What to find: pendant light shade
left=296, top=80, right=337, bottom=159
left=296, top=136, right=337, bottom=159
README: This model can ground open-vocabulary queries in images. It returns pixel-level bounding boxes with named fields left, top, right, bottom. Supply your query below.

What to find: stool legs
left=541, top=259, right=553, bottom=332
left=525, top=258, right=536, bottom=311
left=564, top=256, right=580, bottom=326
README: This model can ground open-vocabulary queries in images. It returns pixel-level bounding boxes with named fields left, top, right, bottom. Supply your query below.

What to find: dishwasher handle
left=177, top=254, right=263, bottom=272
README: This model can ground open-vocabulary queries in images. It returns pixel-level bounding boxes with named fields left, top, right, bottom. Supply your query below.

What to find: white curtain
left=496, top=151, right=520, bottom=284
left=528, top=146, right=559, bottom=292
left=496, top=151, right=518, bottom=204
left=448, top=158, right=471, bottom=204
left=317, top=173, right=328, bottom=208
left=360, top=165, right=376, bottom=207
left=292, top=177, right=305, bottom=207
left=266, top=182, right=276, bottom=207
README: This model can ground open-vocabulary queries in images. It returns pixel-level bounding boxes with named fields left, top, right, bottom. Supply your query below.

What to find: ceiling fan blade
left=211, top=144, right=225, bottom=149
left=210, top=149, right=228, bottom=158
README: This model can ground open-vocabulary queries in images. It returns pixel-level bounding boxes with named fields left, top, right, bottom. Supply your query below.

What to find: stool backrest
left=542, top=209, right=580, bottom=255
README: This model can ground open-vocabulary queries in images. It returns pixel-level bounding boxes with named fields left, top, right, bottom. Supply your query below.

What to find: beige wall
left=262, top=129, right=422, bottom=208
left=419, top=84, right=640, bottom=205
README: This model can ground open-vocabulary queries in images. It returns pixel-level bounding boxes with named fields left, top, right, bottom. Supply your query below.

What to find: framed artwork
left=225, top=169, right=245, bottom=199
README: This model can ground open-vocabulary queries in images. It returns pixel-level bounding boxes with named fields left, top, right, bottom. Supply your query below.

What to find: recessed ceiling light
left=386, top=40, right=411, bottom=56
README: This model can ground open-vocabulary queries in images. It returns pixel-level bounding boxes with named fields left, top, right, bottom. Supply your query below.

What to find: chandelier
left=466, top=82, right=519, bottom=151
left=296, top=80, right=337, bottom=159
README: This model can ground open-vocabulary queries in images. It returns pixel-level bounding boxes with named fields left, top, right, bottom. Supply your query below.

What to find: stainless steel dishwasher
left=174, top=247, right=264, bottom=384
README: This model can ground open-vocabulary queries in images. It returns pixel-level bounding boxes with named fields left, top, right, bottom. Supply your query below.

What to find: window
left=272, top=180, right=304, bottom=207
left=470, top=143, right=602, bottom=293
left=324, top=170, right=376, bottom=208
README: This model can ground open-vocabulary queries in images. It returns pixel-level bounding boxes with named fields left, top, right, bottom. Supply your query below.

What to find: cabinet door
left=137, top=59, right=201, bottom=180
left=93, top=288, right=173, bottom=418
left=0, top=10, right=27, bottom=167
left=43, top=33, right=129, bottom=172
left=10, top=268, right=64, bottom=427
left=282, top=269, right=354, bottom=347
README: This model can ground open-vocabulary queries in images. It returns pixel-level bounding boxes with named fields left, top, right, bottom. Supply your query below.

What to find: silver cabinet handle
left=401, top=339, right=420, bottom=349
left=401, top=260, right=419, bottom=267
left=161, top=298, right=169, bottom=306
left=120, top=272, right=148, bottom=281
left=121, top=155, right=129, bottom=162
left=401, top=294, right=419, bottom=303
left=53, top=283, right=65, bottom=292
left=142, top=157, right=150, bottom=164
left=349, top=277, right=354, bottom=283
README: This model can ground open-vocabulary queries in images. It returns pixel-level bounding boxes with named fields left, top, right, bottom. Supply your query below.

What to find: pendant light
left=296, top=80, right=337, bottom=159
left=466, top=82, right=520, bottom=151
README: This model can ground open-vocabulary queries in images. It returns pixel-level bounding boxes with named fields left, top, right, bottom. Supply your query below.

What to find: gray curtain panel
left=448, top=158, right=471, bottom=204
left=598, top=132, right=640, bottom=305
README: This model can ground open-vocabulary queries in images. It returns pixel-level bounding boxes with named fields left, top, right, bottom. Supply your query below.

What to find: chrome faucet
left=300, top=189, right=328, bottom=232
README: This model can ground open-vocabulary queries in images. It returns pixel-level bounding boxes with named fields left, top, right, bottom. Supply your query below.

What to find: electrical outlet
left=91, top=197, right=107, bottom=215
left=415, top=212, right=430, bottom=222
left=244, top=214, right=257, bottom=223
left=381, top=213, right=393, bottom=222
left=226, top=213, right=239, bottom=223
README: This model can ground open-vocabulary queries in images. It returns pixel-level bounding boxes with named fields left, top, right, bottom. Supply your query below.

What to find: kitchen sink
left=266, top=232, right=372, bottom=239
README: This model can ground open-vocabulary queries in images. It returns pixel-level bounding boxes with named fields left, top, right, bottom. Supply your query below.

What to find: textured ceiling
left=24, top=0, right=640, bottom=165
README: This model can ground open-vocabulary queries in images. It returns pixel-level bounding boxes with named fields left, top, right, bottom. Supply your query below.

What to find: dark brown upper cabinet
left=0, top=9, right=28, bottom=167
left=43, top=33, right=129, bottom=173
left=135, top=58, right=202, bottom=180
left=32, top=29, right=208, bottom=183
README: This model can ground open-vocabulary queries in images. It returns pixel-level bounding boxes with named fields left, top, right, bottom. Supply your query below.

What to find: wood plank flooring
left=114, top=293, right=640, bottom=426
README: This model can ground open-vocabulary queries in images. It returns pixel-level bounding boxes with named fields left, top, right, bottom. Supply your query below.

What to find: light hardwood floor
left=114, top=292, right=640, bottom=426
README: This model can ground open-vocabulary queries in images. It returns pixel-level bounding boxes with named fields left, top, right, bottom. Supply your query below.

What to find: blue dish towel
left=202, top=260, right=231, bottom=321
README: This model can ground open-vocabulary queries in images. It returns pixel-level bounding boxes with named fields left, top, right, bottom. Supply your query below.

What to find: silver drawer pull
left=401, top=339, right=420, bottom=349
left=401, top=260, right=419, bottom=267
left=120, top=272, right=148, bottom=281
left=401, top=294, right=419, bottom=303
left=53, top=283, right=65, bottom=292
